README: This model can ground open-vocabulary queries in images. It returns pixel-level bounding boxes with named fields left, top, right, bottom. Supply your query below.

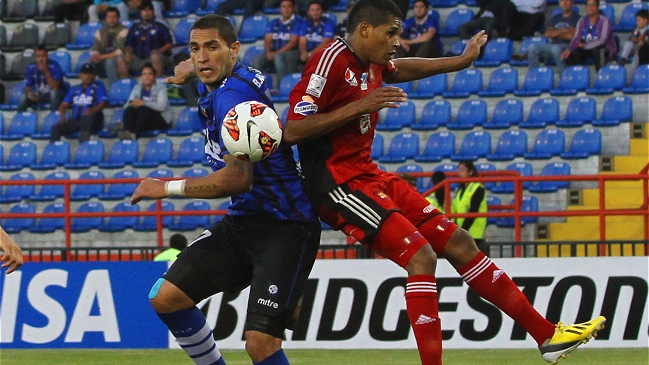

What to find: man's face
left=140, top=7, right=154, bottom=22
left=366, top=16, right=401, bottom=66
left=637, top=16, right=649, bottom=29
left=105, top=11, right=120, bottom=27
left=308, top=3, right=322, bottom=21
left=280, top=1, right=294, bottom=19
left=559, top=0, right=573, bottom=13
left=79, top=71, right=95, bottom=84
left=413, top=1, right=428, bottom=18
left=35, top=50, right=48, bottom=65
left=189, top=28, right=239, bottom=91
left=586, top=0, right=598, bottom=16
left=141, top=67, right=156, bottom=86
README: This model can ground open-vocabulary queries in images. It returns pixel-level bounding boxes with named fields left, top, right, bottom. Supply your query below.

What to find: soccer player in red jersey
left=284, top=1, right=605, bottom=364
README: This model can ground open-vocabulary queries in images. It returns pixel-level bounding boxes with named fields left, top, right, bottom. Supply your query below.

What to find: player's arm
left=0, top=226, right=23, bottom=274
left=130, top=154, right=254, bottom=203
left=384, top=30, right=488, bottom=83
left=164, top=59, right=197, bottom=85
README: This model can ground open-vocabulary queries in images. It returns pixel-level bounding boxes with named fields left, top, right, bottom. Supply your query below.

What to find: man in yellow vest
left=451, top=161, right=488, bottom=254
left=425, top=171, right=447, bottom=213
left=153, top=233, right=187, bottom=262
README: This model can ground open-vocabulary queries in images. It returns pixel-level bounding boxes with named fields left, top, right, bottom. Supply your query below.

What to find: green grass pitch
left=1, top=348, right=647, bottom=365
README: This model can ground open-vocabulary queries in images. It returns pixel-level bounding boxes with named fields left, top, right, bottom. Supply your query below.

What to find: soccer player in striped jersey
left=131, top=15, right=321, bottom=365
left=283, top=1, right=605, bottom=364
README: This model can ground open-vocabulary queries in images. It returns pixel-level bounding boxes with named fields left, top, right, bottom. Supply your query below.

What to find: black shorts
left=162, top=214, right=321, bottom=338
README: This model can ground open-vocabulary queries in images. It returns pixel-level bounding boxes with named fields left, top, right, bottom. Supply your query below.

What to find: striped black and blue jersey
left=197, top=62, right=316, bottom=222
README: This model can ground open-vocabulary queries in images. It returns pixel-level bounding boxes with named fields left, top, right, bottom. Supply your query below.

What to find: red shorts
left=319, top=170, right=458, bottom=267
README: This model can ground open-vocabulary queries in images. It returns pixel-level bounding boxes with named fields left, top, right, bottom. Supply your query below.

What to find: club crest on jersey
left=268, top=284, right=278, bottom=295
left=359, top=114, right=371, bottom=134
left=200, top=106, right=209, bottom=118
left=375, top=191, right=388, bottom=200
left=360, top=72, right=368, bottom=90
left=306, top=73, right=327, bottom=97
left=294, top=95, right=318, bottom=115
left=344, top=68, right=357, bottom=86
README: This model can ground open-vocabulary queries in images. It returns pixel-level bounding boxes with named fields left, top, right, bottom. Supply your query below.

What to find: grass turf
left=0, top=348, right=647, bottom=365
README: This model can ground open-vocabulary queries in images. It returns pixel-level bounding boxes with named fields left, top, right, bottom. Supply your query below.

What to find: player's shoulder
left=308, top=39, right=351, bottom=77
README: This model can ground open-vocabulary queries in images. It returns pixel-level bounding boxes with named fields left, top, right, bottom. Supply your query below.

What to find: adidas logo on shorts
left=415, top=314, right=437, bottom=325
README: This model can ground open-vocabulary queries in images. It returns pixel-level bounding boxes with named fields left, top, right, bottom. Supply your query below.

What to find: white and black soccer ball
left=221, top=101, right=283, bottom=162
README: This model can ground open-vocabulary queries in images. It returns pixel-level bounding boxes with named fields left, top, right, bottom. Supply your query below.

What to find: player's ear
left=358, top=21, right=372, bottom=38
left=230, top=41, right=241, bottom=58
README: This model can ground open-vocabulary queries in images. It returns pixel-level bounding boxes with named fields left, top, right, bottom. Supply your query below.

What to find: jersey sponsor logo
left=423, top=204, right=436, bottom=214
left=344, top=68, right=357, bottom=86
left=257, top=297, right=279, bottom=309
left=73, top=94, right=94, bottom=105
left=268, top=284, right=278, bottom=295
left=360, top=72, right=368, bottom=90
left=306, top=74, right=327, bottom=98
left=294, top=96, right=319, bottom=115
left=359, top=114, right=371, bottom=134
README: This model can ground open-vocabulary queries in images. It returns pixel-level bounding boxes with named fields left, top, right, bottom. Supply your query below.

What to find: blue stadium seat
left=48, top=50, right=71, bottom=75
left=98, top=139, right=139, bottom=169
left=168, top=136, right=205, bottom=167
left=496, top=196, right=539, bottom=227
left=197, top=0, right=223, bottom=15
left=71, top=202, right=105, bottom=232
left=239, top=15, right=269, bottom=43
left=183, top=167, right=210, bottom=178
left=484, top=98, right=523, bottom=129
left=519, top=97, right=560, bottom=129
left=592, top=96, right=632, bottom=127
left=439, top=8, right=474, bottom=36
left=29, top=171, right=70, bottom=201
left=524, top=128, right=565, bottom=159
left=66, top=22, right=102, bottom=50
left=173, top=17, right=197, bottom=45
left=550, top=5, right=579, bottom=17
left=211, top=200, right=230, bottom=224
left=410, top=74, right=447, bottom=98
left=479, top=67, right=518, bottom=97
left=443, top=68, right=482, bottom=98
left=98, top=109, right=124, bottom=138
left=0, top=172, right=34, bottom=203
left=529, top=162, right=572, bottom=193
left=3, top=202, right=36, bottom=233
left=133, top=201, right=175, bottom=231
left=586, top=64, right=626, bottom=95
left=560, top=128, right=602, bottom=159
left=167, top=106, right=201, bottom=136
left=0, top=111, right=38, bottom=140
left=415, top=131, right=455, bottom=162
left=65, top=140, right=105, bottom=169
left=274, top=73, right=301, bottom=102
left=474, top=38, right=513, bottom=67
left=98, top=201, right=140, bottom=232
left=371, top=134, right=384, bottom=160
left=98, top=169, right=139, bottom=200
left=614, top=3, right=649, bottom=31
left=476, top=162, right=497, bottom=190
left=491, top=162, right=533, bottom=193
left=487, top=129, right=527, bottom=161
left=378, top=133, right=420, bottom=163
left=164, top=0, right=200, bottom=17
left=430, top=0, right=458, bottom=7
left=598, top=4, right=615, bottom=24
left=31, top=140, right=70, bottom=170
left=32, top=111, right=64, bottom=140
left=450, top=130, right=491, bottom=161
left=29, top=202, right=65, bottom=233
left=411, top=100, right=451, bottom=131
left=395, top=164, right=426, bottom=192
left=486, top=195, right=501, bottom=225
left=623, top=64, right=649, bottom=94
left=0, top=141, right=36, bottom=171
left=386, top=81, right=413, bottom=94
left=108, top=78, right=136, bottom=107
left=556, top=97, right=597, bottom=127
left=447, top=99, right=487, bottom=130
left=550, top=65, right=590, bottom=96
left=148, top=168, right=174, bottom=179
left=242, top=44, right=265, bottom=68
left=133, top=138, right=173, bottom=168
left=168, top=200, right=212, bottom=231
left=71, top=170, right=105, bottom=201
left=514, top=67, right=554, bottom=96
left=0, top=81, right=25, bottom=110
left=433, top=163, right=458, bottom=173
left=376, top=101, right=416, bottom=131
left=510, top=36, right=548, bottom=66
left=67, top=51, right=92, bottom=78
left=447, top=39, right=469, bottom=56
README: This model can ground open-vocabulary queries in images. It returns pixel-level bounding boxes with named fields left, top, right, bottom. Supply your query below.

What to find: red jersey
left=287, top=38, right=397, bottom=206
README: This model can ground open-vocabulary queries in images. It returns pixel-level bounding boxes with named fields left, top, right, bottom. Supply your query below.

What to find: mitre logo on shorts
left=359, top=114, right=371, bottom=134
left=293, top=96, right=318, bottom=115
left=423, top=204, right=435, bottom=214
left=306, top=73, right=327, bottom=98
left=344, top=68, right=357, bottom=86
left=257, top=298, right=279, bottom=309
left=268, top=284, right=278, bottom=295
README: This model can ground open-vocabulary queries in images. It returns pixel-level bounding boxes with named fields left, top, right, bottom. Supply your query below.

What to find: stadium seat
left=476, top=162, right=497, bottom=191
left=183, top=168, right=210, bottom=178
left=65, top=140, right=105, bottom=169
left=1, top=23, right=38, bottom=51
left=524, top=128, right=565, bottom=159
left=560, top=128, right=602, bottom=159
left=166, top=106, right=201, bottom=136
left=47, top=50, right=72, bottom=75
left=67, top=51, right=92, bottom=78
left=239, top=15, right=269, bottom=43
left=0, top=81, right=25, bottom=110
left=98, top=202, right=140, bottom=232
left=0, top=112, right=38, bottom=140
left=32, top=111, right=64, bottom=140
left=396, top=163, right=426, bottom=192
left=99, top=139, right=139, bottom=169
left=71, top=202, right=105, bottom=232
left=433, top=163, right=458, bottom=173
left=450, top=130, right=491, bottom=161
left=411, top=100, right=451, bottom=131
left=439, top=8, right=474, bottom=36
left=415, top=131, right=455, bottom=162
left=29, top=202, right=65, bottom=233
left=550, top=66, right=590, bottom=96
left=529, top=162, right=572, bottom=193
left=196, top=0, right=221, bottom=15
left=586, top=64, right=626, bottom=95
left=0, top=141, right=36, bottom=171
left=173, top=17, right=197, bottom=45
left=164, top=0, right=200, bottom=17
left=168, top=200, right=212, bottom=231
left=556, top=97, right=597, bottom=127
left=43, top=23, right=71, bottom=50
left=614, top=3, right=649, bottom=31
left=98, top=169, right=139, bottom=200
left=496, top=196, right=539, bottom=227
left=99, top=108, right=125, bottom=138
left=378, top=133, right=420, bottom=163
left=491, top=162, right=533, bottom=193
left=66, top=22, right=103, bottom=50
left=133, top=138, right=173, bottom=168
left=29, top=171, right=70, bottom=201
left=3, top=202, right=36, bottom=233
left=71, top=170, right=106, bottom=201
left=274, top=73, right=302, bottom=102
left=31, top=140, right=70, bottom=170
left=623, top=64, right=649, bottom=94
left=430, top=0, right=458, bottom=7
left=447, top=99, right=487, bottom=130
left=1, top=50, right=34, bottom=82
left=168, top=136, right=205, bottom=167
left=486, top=129, right=527, bottom=161
left=2, top=0, right=37, bottom=22
left=133, top=201, right=175, bottom=232
left=519, top=97, right=560, bottom=129
left=0, top=172, right=35, bottom=203
left=447, top=39, right=469, bottom=56
left=410, top=74, right=447, bottom=98
left=242, top=44, right=265, bottom=68
left=486, top=195, right=501, bottom=225
left=210, top=200, right=230, bottom=224
left=598, top=4, right=615, bottom=24
left=483, top=98, right=523, bottom=129
left=478, top=67, right=518, bottom=97
left=148, top=168, right=174, bottom=179
left=592, top=96, right=632, bottom=127
left=514, top=67, right=554, bottom=96
left=510, top=36, right=548, bottom=66
left=443, top=68, right=482, bottom=98
left=376, top=101, right=416, bottom=131
left=108, top=78, right=137, bottom=107
left=371, top=134, right=384, bottom=160
left=474, top=38, right=513, bottom=67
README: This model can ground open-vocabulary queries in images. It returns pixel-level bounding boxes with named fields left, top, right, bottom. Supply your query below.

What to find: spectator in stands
left=395, top=0, right=442, bottom=59
left=124, top=0, right=173, bottom=76
left=298, top=0, right=336, bottom=63
left=120, top=0, right=165, bottom=23
left=458, top=0, right=513, bottom=40
left=0, top=226, right=23, bottom=275
left=216, top=0, right=264, bottom=17
left=618, top=9, right=649, bottom=72
left=90, top=6, right=129, bottom=86
left=451, top=160, right=488, bottom=255
left=51, top=63, right=108, bottom=143
left=18, top=46, right=67, bottom=112
left=118, top=62, right=171, bottom=139
left=153, top=233, right=187, bottom=262
left=88, top=0, right=125, bottom=22
left=426, top=171, right=446, bottom=214
left=561, top=0, right=617, bottom=71
left=54, top=0, right=88, bottom=23
left=334, top=0, right=355, bottom=38
left=507, top=0, right=546, bottom=41
left=252, top=0, right=302, bottom=89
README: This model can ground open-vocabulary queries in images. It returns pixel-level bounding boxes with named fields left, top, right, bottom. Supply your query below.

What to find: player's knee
left=148, top=279, right=194, bottom=313
left=405, top=243, right=437, bottom=276
left=443, top=228, right=480, bottom=267
left=244, top=331, right=281, bottom=362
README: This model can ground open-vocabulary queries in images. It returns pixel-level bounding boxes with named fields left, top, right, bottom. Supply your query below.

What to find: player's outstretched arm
left=163, top=59, right=197, bottom=85
left=0, top=226, right=23, bottom=274
left=385, top=30, right=488, bottom=84
left=130, top=155, right=254, bottom=204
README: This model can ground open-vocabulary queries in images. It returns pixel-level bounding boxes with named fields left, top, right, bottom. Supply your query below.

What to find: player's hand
left=164, top=59, right=196, bottom=85
left=356, top=86, right=407, bottom=114
left=0, top=231, right=23, bottom=275
left=131, top=178, right=167, bottom=205
left=463, top=30, right=488, bottom=60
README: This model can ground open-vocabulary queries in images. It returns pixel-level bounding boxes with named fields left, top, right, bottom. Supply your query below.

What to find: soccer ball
left=221, top=101, right=283, bottom=162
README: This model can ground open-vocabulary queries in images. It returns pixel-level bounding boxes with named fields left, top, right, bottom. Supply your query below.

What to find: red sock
left=406, top=275, right=443, bottom=365
left=457, top=252, right=555, bottom=345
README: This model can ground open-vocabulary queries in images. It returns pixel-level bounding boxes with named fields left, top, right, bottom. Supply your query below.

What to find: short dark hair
left=169, top=233, right=188, bottom=251
left=637, top=9, right=649, bottom=19
left=142, top=62, right=156, bottom=75
left=190, top=14, right=237, bottom=46
left=139, top=0, right=154, bottom=10
left=106, top=6, right=120, bottom=17
left=414, top=0, right=430, bottom=8
left=280, top=0, right=294, bottom=5
left=308, top=0, right=322, bottom=8
left=36, top=44, right=48, bottom=52
left=347, top=0, right=402, bottom=35
left=459, top=160, right=479, bottom=177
